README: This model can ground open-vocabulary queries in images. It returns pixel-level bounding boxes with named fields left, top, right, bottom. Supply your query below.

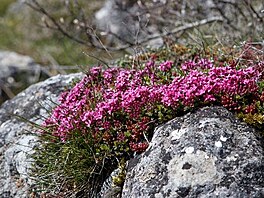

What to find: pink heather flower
left=90, top=66, right=102, bottom=76
left=115, top=69, right=132, bottom=91
left=182, top=59, right=214, bottom=72
left=117, top=132, right=125, bottom=141
left=92, top=110, right=103, bottom=121
left=181, top=60, right=196, bottom=71
left=102, top=121, right=111, bottom=130
left=146, top=60, right=155, bottom=69
left=81, top=112, right=93, bottom=127
left=204, top=94, right=216, bottom=102
left=197, top=58, right=214, bottom=69
left=43, top=56, right=262, bottom=149
left=159, top=61, right=173, bottom=72
left=103, top=67, right=120, bottom=85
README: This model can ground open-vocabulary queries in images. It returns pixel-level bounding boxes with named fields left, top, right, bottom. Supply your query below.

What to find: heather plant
left=31, top=43, right=264, bottom=196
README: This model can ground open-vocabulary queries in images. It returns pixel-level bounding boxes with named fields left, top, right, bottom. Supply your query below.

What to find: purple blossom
left=159, top=61, right=173, bottom=72
left=43, top=58, right=263, bottom=152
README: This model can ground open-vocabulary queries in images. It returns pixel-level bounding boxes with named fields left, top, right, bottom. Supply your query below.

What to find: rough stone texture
left=95, top=0, right=139, bottom=42
left=95, top=0, right=163, bottom=49
left=122, top=106, right=264, bottom=198
left=0, top=73, right=83, bottom=198
left=0, top=51, right=50, bottom=105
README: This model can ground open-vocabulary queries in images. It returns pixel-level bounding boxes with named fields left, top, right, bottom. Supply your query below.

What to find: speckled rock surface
left=0, top=73, right=83, bottom=198
left=122, top=106, right=264, bottom=198
left=0, top=51, right=50, bottom=105
left=95, top=0, right=163, bottom=48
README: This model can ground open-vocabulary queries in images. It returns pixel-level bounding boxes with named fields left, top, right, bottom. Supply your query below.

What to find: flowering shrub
left=45, top=58, right=263, bottom=148
left=33, top=43, right=264, bottom=196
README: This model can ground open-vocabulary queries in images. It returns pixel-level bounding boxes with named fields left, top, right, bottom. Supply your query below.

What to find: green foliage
left=0, top=15, right=94, bottom=66
left=238, top=113, right=264, bottom=126
left=31, top=129, right=107, bottom=196
left=116, top=43, right=242, bottom=71
left=0, top=0, right=15, bottom=16
left=112, top=158, right=127, bottom=187
left=0, top=0, right=109, bottom=67
left=237, top=100, right=264, bottom=130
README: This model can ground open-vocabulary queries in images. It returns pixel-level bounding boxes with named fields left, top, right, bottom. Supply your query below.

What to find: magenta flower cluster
left=44, top=58, right=263, bottom=153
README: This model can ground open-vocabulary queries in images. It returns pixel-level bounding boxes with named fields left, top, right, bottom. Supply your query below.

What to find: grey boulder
left=0, top=51, right=50, bottom=105
left=95, top=0, right=163, bottom=49
left=122, top=106, right=264, bottom=198
left=0, top=73, right=83, bottom=198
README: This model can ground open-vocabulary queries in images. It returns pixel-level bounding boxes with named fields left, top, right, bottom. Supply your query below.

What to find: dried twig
left=24, top=0, right=263, bottom=53
left=25, top=0, right=88, bottom=45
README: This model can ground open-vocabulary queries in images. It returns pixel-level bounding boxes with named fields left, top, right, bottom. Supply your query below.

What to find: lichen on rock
left=122, top=106, right=264, bottom=197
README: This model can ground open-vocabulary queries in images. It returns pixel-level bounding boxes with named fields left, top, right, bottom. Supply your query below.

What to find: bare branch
left=114, top=16, right=224, bottom=50
left=82, top=52, right=110, bottom=68
left=90, top=16, right=224, bottom=51
left=25, top=0, right=88, bottom=46
left=24, top=0, right=263, bottom=54
left=242, top=0, right=263, bottom=22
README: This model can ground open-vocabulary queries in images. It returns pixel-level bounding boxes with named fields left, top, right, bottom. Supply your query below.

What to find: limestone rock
left=0, top=51, right=50, bottom=105
left=0, top=73, right=83, bottom=198
left=95, top=0, right=163, bottom=49
left=122, top=106, right=264, bottom=198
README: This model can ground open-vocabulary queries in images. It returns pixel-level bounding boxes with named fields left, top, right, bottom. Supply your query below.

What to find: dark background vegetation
left=0, top=0, right=106, bottom=66
left=1, top=0, right=263, bottom=66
